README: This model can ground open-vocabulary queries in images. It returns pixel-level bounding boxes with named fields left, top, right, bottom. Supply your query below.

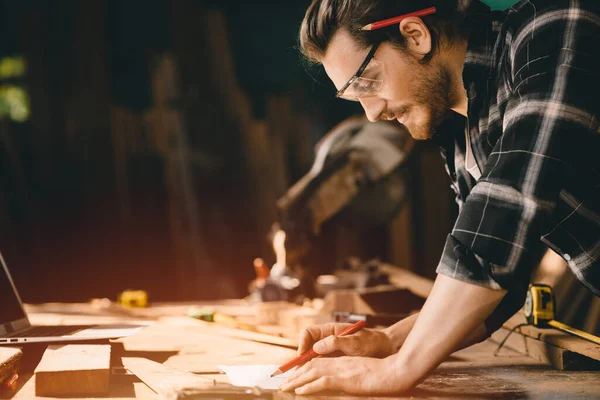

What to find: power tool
left=524, top=284, right=600, bottom=345
left=272, top=116, right=415, bottom=298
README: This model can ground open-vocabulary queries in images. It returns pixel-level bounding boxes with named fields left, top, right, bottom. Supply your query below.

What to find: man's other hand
left=298, top=322, right=394, bottom=358
left=280, top=356, right=406, bottom=395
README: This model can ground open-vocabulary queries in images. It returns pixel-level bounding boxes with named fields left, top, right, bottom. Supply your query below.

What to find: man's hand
left=298, top=322, right=394, bottom=358
left=280, top=356, right=405, bottom=395
left=282, top=275, right=505, bottom=395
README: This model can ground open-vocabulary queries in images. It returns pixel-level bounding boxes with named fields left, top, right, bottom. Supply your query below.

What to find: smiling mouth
left=396, top=113, right=407, bottom=124
left=382, top=107, right=409, bottom=124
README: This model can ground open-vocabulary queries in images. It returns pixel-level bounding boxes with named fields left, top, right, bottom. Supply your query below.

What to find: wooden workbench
left=1, top=300, right=599, bottom=399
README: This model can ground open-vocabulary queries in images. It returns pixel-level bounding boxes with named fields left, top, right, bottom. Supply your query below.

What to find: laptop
left=0, top=250, right=145, bottom=344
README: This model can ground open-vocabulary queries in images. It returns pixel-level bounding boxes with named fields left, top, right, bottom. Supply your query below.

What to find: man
left=281, top=0, right=600, bottom=395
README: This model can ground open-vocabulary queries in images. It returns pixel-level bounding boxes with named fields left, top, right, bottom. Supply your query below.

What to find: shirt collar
left=462, top=0, right=504, bottom=83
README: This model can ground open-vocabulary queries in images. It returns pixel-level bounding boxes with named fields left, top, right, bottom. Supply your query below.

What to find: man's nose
left=359, top=97, right=386, bottom=122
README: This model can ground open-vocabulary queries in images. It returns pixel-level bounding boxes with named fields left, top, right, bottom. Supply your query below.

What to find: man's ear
left=398, top=17, right=432, bottom=58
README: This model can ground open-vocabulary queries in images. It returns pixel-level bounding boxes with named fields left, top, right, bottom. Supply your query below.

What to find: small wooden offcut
left=34, top=344, right=111, bottom=397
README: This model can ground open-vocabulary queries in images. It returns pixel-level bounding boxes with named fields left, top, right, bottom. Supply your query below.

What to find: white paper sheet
left=219, top=364, right=295, bottom=390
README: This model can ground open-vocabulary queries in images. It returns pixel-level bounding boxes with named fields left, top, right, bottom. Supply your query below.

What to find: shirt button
left=564, top=254, right=571, bottom=261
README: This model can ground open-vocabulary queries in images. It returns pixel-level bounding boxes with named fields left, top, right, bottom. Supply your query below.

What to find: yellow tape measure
left=117, top=290, right=148, bottom=308
left=524, top=284, right=600, bottom=345
left=523, top=284, right=555, bottom=327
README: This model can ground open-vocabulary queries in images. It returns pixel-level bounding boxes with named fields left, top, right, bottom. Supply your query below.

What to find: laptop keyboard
left=7, top=325, right=92, bottom=338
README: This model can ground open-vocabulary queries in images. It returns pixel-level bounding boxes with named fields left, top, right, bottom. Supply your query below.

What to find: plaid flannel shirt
left=433, top=0, right=600, bottom=330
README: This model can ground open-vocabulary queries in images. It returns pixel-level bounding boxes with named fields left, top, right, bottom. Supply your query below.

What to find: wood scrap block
left=254, top=301, right=292, bottom=325
left=34, top=344, right=110, bottom=396
left=321, top=285, right=425, bottom=317
left=0, top=347, right=22, bottom=385
left=277, top=305, right=320, bottom=332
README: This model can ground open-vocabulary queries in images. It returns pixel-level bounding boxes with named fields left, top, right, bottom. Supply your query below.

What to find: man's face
left=323, top=29, right=452, bottom=140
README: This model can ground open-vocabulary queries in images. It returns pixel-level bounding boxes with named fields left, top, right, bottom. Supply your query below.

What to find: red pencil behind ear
left=361, top=7, right=437, bottom=31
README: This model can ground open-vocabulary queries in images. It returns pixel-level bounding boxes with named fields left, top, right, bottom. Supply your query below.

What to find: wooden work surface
left=0, top=301, right=598, bottom=399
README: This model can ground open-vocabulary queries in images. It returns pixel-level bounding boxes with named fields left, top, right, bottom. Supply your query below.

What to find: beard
left=404, top=62, right=453, bottom=140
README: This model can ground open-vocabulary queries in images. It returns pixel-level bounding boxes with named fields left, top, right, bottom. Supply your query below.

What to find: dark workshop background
left=0, top=0, right=459, bottom=303
left=4, top=0, right=598, bottom=338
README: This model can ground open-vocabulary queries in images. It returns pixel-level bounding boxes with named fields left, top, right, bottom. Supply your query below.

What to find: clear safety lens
left=337, top=59, right=384, bottom=101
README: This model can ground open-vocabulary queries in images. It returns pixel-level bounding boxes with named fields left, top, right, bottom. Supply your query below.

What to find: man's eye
left=361, top=70, right=380, bottom=81
left=349, top=79, right=363, bottom=91
left=351, top=79, right=377, bottom=93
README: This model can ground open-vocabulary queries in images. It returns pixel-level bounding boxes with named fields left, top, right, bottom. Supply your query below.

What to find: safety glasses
left=335, top=42, right=383, bottom=101
left=335, top=7, right=437, bottom=101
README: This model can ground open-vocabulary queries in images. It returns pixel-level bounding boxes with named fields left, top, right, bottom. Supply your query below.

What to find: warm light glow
left=271, top=230, right=287, bottom=277
left=534, top=249, right=568, bottom=284
left=253, top=257, right=270, bottom=279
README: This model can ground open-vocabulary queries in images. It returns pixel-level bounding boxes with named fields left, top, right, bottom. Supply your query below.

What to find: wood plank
left=113, top=317, right=296, bottom=373
left=503, top=314, right=600, bottom=362
left=11, top=340, right=600, bottom=399
left=190, top=319, right=298, bottom=349
left=122, top=357, right=212, bottom=394
left=34, top=345, right=110, bottom=396
left=490, top=327, right=600, bottom=370
left=123, top=358, right=266, bottom=399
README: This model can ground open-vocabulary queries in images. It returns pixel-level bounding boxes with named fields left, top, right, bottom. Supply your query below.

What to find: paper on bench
left=219, top=364, right=295, bottom=390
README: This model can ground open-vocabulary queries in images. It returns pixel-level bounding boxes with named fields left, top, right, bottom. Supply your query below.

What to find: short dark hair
left=299, top=0, right=472, bottom=64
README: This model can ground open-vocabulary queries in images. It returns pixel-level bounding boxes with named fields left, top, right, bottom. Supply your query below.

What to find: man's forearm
left=387, top=274, right=507, bottom=390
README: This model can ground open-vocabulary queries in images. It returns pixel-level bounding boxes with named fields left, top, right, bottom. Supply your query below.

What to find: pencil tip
left=271, top=369, right=282, bottom=377
left=361, top=24, right=372, bottom=31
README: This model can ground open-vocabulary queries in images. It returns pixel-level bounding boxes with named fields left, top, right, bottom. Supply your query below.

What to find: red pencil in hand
left=271, top=320, right=366, bottom=377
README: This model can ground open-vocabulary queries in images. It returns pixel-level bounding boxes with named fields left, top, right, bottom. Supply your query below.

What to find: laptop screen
left=0, top=255, right=27, bottom=325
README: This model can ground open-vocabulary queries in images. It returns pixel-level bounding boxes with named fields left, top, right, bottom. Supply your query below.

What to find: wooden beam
left=34, top=344, right=110, bottom=396
left=490, top=314, right=600, bottom=370
left=503, top=314, right=600, bottom=362
left=491, top=327, right=600, bottom=370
